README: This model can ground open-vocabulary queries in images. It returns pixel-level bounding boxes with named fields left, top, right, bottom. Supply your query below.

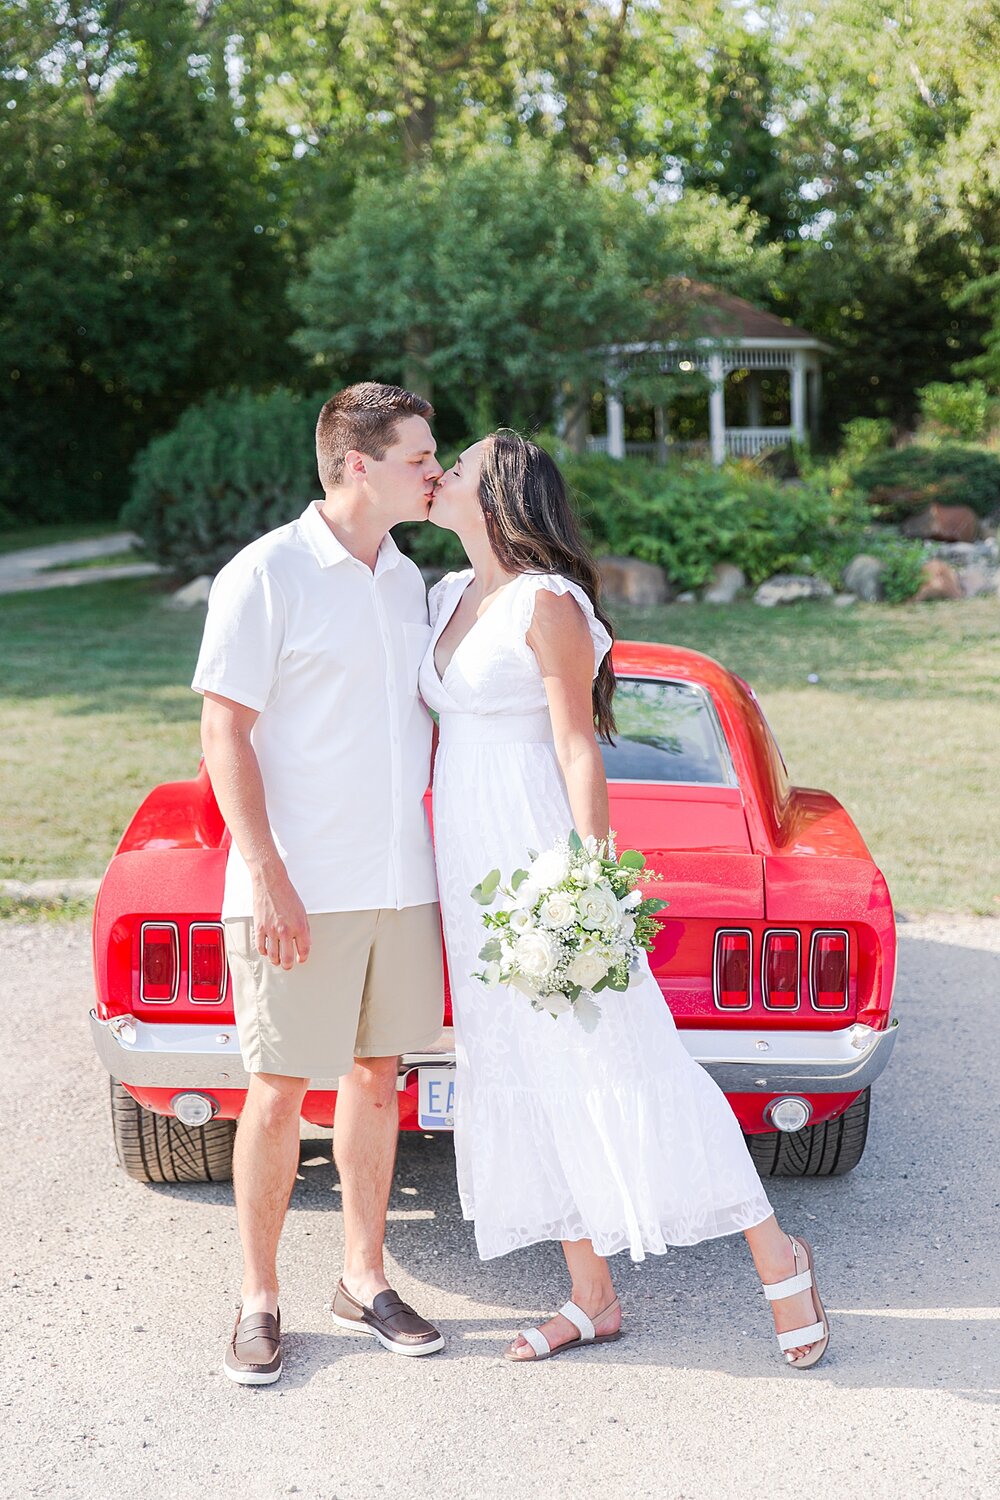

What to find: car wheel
left=109, top=1078, right=235, bottom=1183
left=745, top=1088, right=871, bottom=1177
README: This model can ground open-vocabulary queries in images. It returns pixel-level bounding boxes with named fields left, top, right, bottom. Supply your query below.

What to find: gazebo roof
left=649, top=278, right=826, bottom=346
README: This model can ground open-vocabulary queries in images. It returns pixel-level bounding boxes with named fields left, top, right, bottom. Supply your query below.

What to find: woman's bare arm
left=526, top=591, right=610, bottom=846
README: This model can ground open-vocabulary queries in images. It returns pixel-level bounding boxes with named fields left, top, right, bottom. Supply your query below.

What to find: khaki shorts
left=224, top=904, right=445, bottom=1082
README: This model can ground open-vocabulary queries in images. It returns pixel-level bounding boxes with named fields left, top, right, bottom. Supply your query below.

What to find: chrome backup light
left=170, top=1092, right=217, bottom=1128
left=765, top=1096, right=812, bottom=1133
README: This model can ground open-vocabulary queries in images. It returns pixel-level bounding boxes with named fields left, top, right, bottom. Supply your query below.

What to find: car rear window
left=601, top=678, right=737, bottom=786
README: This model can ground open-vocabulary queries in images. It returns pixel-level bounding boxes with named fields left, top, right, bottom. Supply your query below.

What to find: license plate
left=418, top=1066, right=455, bottom=1130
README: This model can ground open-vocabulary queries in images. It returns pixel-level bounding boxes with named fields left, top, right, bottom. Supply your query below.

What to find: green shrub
left=840, top=416, right=893, bottom=464
left=123, top=390, right=320, bottom=578
left=917, top=380, right=992, bottom=442
left=878, top=539, right=927, bottom=604
left=851, top=443, right=1000, bottom=519
left=558, top=455, right=860, bottom=591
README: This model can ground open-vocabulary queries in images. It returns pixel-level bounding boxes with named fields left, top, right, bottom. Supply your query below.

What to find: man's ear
left=343, top=448, right=368, bottom=479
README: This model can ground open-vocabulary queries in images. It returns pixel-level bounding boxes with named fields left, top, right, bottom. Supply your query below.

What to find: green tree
left=289, top=147, right=773, bottom=427
left=0, top=2, right=299, bottom=520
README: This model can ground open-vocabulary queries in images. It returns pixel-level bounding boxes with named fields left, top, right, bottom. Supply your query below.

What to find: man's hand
left=252, top=872, right=312, bottom=970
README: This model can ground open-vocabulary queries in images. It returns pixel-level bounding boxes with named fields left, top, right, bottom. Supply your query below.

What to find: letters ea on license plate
left=418, top=1066, right=455, bottom=1130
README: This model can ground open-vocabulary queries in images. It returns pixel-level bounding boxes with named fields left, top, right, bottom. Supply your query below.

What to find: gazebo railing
left=725, top=427, right=793, bottom=456
left=586, top=428, right=793, bottom=460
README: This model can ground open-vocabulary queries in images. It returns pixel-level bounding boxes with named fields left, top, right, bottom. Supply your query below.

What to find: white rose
left=539, top=990, right=573, bottom=1016
left=514, top=930, right=560, bottom=979
left=538, top=892, right=576, bottom=929
left=577, top=888, right=620, bottom=932
left=565, top=950, right=610, bottom=990
left=480, top=961, right=501, bottom=989
left=528, top=846, right=570, bottom=889
left=620, top=889, right=642, bottom=910
left=508, top=907, right=536, bottom=935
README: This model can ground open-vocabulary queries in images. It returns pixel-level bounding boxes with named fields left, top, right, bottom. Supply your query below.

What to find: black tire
left=109, top=1077, right=235, bottom=1183
left=744, top=1088, right=871, bottom=1177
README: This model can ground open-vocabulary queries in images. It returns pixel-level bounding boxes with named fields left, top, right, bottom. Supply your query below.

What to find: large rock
left=597, top=555, right=671, bottom=606
left=913, top=559, right=962, bottom=601
left=958, top=564, right=998, bottom=598
left=703, top=563, right=745, bottom=605
left=164, top=575, right=213, bottom=610
left=901, top=503, right=979, bottom=543
left=929, top=539, right=998, bottom=566
left=842, top=553, right=885, bottom=602
left=753, top=574, right=834, bottom=608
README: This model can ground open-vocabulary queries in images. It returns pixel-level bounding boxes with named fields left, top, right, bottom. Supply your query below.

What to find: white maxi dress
left=419, top=568, right=774, bottom=1262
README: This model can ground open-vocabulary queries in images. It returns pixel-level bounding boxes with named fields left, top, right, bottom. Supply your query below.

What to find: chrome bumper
left=90, top=1011, right=897, bottom=1094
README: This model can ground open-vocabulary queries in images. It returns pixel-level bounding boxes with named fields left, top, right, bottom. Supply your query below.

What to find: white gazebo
left=583, top=280, right=833, bottom=464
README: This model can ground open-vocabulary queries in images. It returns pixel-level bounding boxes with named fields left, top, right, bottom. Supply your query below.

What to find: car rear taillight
left=810, top=930, right=849, bottom=1010
left=140, top=922, right=179, bottom=1003
left=714, top=930, right=752, bottom=1009
left=763, top=931, right=800, bottom=1010
left=189, top=923, right=227, bottom=1003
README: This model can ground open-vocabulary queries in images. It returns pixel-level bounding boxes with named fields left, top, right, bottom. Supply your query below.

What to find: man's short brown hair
left=315, top=382, right=434, bottom=489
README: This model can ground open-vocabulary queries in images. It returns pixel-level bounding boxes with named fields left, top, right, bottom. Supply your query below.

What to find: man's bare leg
left=333, top=1055, right=399, bottom=1305
left=234, top=1071, right=309, bottom=1316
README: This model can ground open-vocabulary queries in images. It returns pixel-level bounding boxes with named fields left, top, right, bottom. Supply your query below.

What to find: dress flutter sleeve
left=427, top=570, right=467, bottom=630
left=516, top=573, right=613, bottom=679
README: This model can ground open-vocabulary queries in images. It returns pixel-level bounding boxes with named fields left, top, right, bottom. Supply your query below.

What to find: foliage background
left=2, top=0, right=999, bottom=524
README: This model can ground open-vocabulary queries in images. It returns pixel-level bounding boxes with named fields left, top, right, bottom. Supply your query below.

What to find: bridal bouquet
left=470, top=831, right=667, bottom=1031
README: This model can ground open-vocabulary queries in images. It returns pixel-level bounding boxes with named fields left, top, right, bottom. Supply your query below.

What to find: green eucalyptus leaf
left=510, top=868, right=529, bottom=891
left=619, top=849, right=645, bottom=869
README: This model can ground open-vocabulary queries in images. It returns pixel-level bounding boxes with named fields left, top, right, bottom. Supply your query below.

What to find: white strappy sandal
left=503, top=1297, right=622, bottom=1362
left=762, top=1234, right=830, bottom=1369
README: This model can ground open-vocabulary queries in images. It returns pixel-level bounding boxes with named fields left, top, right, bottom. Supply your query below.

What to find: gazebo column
left=708, top=353, right=726, bottom=466
left=808, top=358, right=822, bottom=440
left=790, top=352, right=807, bottom=443
left=605, top=381, right=626, bottom=459
left=746, top=370, right=763, bottom=429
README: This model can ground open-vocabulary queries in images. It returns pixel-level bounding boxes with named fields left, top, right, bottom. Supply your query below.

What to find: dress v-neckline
left=432, top=571, right=520, bottom=685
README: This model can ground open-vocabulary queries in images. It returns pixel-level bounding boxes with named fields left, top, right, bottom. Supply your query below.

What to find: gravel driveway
left=3, top=917, right=998, bottom=1500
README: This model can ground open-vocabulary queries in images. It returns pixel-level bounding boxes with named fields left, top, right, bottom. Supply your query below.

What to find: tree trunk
left=403, top=328, right=434, bottom=405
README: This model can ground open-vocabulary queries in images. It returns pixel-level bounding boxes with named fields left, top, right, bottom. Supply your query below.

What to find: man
left=193, top=383, right=446, bottom=1385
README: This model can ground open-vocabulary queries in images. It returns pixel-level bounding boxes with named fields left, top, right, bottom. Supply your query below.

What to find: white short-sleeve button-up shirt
left=192, top=501, right=438, bottom=919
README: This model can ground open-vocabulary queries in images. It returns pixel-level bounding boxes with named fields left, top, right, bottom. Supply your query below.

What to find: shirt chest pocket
left=402, top=622, right=432, bottom=692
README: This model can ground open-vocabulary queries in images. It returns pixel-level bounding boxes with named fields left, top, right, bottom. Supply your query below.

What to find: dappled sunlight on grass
left=614, top=597, right=1000, bottom=915
left=1, top=579, right=997, bottom=913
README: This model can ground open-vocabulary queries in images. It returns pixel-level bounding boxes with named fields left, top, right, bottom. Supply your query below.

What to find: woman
left=419, top=430, right=830, bottom=1367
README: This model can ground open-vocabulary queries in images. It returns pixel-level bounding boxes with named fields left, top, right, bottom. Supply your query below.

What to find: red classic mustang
left=90, top=641, right=898, bottom=1184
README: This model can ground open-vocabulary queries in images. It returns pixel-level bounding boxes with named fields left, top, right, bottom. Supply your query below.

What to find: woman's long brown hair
left=477, top=429, right=617, bottom=741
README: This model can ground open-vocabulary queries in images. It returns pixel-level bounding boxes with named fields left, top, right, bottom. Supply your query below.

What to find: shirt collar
left=300, top=500, right=403, bottom=575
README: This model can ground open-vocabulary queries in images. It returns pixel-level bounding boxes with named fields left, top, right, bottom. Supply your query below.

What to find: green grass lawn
left=1, top=576, right=997, bottom=916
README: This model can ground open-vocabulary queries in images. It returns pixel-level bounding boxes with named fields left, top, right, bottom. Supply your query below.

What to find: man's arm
left=200, top=691, right=311, bottom=970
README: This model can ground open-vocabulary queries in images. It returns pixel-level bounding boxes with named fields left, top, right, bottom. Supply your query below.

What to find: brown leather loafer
left=331, top=1280, right=443, bottom=1356
left=223, top=1306, right=282, bottom=1385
